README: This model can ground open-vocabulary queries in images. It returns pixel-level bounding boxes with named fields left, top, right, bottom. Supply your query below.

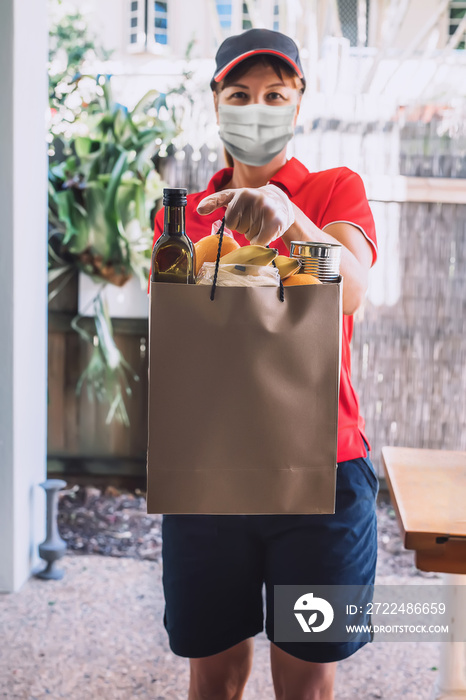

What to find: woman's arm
left=197, top=185, right=374, bottom=315
left=282, top=205, right=374, bottom=315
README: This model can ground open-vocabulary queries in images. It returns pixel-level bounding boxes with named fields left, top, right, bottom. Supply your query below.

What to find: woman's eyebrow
left=224, top=81, right=287, bottom=90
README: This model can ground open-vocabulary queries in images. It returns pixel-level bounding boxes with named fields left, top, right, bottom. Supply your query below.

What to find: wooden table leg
left=433, top=574, right=466, bottom=700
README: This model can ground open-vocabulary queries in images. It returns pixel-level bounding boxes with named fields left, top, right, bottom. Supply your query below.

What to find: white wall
left=369, top=0, right=451, bottom=50
left=0, top=0, right=48, bottom=592
left=87, top=0, right=126, bottom=57
left=394, top=0, right=447, bottom=49
left=74, top=0, right=217, bottom=62
left=72, top=0, right=459, bottom=77
left=170, top=0, right=215, bottom=58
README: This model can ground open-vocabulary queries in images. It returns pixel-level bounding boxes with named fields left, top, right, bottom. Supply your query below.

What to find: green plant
left=48, top=74, right=177, bottom=425
left=72, top=294, right=139, bottom=427
left=48, top=76, right=173, bottom=286
left=47, top=2, right=191, bottom=426
left=48, top=0, right=112, bottom=120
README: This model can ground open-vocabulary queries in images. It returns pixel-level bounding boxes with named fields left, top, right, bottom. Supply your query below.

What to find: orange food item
left=282, top=273, right=322, bottom=286
left=194, top=234, right=240, bottom=275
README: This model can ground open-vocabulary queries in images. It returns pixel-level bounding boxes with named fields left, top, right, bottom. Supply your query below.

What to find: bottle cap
left=163, top=188, right=187, bottom=206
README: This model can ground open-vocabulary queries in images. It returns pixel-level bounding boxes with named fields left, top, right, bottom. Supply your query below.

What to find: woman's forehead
left=221, top=63, right=298, bottom=89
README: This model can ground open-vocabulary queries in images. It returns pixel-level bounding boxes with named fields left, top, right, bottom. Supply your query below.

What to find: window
left=153, top=1, right=168, bottom=45
left=336, top=0, right=370, bottom=47
left=273, top=2, right=280, bottom=31
left=242, top=2, right=252, bottom=30
left=337, top=0, right=358, bottom=46
left=449, top=1, right=466, bottom=49
left=128, top=0, right=145, bottom=49
left=216, top=1, right=232, bottom=31
left=128, top=0, right=169, bottom=52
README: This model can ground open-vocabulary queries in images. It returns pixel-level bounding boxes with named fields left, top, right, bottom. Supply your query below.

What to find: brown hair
left=213, top=54, right=305, bottom=168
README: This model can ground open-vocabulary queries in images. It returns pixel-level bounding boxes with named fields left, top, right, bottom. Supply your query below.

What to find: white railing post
left=433, top=574, right=466, bottom=700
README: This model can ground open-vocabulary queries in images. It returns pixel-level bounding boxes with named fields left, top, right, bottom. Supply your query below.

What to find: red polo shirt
left=151, top=158, right=377, bottom=463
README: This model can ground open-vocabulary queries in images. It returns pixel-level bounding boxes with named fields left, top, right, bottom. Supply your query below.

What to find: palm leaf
left=74, top=136, right=93, bottom=158
left=130, top=89, right=159, bottom=117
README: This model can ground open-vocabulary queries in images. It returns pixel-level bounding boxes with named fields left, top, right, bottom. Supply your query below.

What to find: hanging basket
left=77, top=249, right=148, bottom=319
left=78, top=251, right=132, bottom=287
left=78, top=273, right=149, bottom=318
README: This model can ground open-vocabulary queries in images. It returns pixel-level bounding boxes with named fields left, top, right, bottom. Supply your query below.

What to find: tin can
left=290, top=242, right=341, bottom=283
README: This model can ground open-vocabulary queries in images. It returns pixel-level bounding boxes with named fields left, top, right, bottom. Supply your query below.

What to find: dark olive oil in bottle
left=151, top=188, right=195, bottom=284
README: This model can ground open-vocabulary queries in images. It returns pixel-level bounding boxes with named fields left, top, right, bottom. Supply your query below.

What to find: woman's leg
left=188, top=638, right=255, bottom=700
left=258, top=449, right=379, bottom=693
left=270, top=643, right=337, bottom=700
left=161, top=515, right=263, bottom=660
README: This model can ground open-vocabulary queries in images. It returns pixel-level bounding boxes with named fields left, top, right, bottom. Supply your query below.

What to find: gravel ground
left=55, top=484, right=440, bottom=581
left=0, top=487, right=444, bottom=700
left=56, top=486, right=163, bottom=562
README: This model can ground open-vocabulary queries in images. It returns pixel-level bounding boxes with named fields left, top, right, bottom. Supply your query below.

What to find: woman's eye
left=267, top=92, right=286, bottom=101
left=229, top=91, right=248, bottom=99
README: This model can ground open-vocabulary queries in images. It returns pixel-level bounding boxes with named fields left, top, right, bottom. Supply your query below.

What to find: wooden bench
left=382, top=446, right=466, bottom=700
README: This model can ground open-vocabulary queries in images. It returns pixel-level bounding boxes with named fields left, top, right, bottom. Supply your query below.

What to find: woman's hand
left=198, top=183, right=373, bottom=315
left=282, top=207, right=374, bottom=316
left=197, top=184, right=295, bottom=245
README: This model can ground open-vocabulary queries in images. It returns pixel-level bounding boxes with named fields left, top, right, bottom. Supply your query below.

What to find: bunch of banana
left=220, top=245, right=277, bottom=266
left=219, top=247, right=301, bottom=280
left=273, top=255, right=301, bottom=280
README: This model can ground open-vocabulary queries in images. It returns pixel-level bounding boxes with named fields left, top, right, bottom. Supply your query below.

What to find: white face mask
left=218, top=103, right=297, bottom=167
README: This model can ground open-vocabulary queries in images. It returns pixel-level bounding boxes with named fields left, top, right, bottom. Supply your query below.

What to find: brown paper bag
left=146, top=279, right=342, bottom=514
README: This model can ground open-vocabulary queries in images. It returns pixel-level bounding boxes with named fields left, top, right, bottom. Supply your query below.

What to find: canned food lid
left=290, top=241, right=342, bottom=258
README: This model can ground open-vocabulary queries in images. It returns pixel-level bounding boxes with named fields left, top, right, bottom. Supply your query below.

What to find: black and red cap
left=211, top=28, right=305, bottom=90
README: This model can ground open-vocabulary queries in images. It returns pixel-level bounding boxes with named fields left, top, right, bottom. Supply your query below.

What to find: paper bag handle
left=210, top=216, right=285, bottom=302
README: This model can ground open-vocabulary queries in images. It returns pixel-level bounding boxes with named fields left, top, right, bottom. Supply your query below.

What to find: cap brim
left=213, top=49, right=303, bottom=83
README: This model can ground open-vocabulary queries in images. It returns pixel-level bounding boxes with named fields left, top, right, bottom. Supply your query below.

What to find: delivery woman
left=152, top=28, right=379, bottom=700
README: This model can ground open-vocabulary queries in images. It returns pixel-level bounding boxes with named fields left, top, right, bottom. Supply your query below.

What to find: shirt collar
left=206, top=158, right=308, bottom=198
left=268, top=158, right=309, bottom=198
left=206, top=167, right=234, bottom=194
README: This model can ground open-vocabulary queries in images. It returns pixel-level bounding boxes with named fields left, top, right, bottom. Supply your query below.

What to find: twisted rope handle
left=271, top=255, right=285, bottom=302
left=210, top=216, right=226, bottom=301
left=210, top=217, right=285, bottom=302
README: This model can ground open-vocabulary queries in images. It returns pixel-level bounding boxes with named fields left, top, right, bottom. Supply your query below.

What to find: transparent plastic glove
left=197, top=184, right=295, bottom=246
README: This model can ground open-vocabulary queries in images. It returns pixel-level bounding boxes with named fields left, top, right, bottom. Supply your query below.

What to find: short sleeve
left=153, top=207, right=164, bottom=244
left=321, top=168, right=377, bottom=266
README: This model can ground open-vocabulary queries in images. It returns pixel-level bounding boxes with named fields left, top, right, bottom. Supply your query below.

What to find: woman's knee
left=188, top=638, right=254, bottom=700
left=270, top=643, right=337, bottom=700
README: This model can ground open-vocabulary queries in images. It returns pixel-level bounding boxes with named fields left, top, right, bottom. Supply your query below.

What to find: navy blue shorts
left=161, top=446, right=379, bottom=663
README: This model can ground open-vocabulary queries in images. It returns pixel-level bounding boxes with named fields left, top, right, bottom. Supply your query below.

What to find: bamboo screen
left=352, top=200, right=466, bottom=475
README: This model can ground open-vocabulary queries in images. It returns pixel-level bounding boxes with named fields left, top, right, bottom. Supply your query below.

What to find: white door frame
left=0, top=0, right=48, bottom=593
